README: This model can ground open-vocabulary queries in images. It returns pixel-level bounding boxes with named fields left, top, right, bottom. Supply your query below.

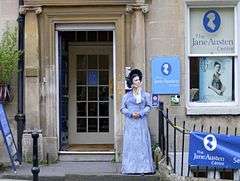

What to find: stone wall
left=146, top=0, right=240, bottom=150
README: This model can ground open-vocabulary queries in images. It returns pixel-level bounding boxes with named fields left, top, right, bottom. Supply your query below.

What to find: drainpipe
left=15, top=0, right=25, bottom=162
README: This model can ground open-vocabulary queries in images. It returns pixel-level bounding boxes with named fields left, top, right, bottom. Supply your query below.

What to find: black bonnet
left=126, top=69, right=143, bottom=88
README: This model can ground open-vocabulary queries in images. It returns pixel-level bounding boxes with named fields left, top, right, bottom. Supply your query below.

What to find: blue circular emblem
left=203, top=10, right=221, bottom=33
left=161, top=63, right=171, bottom=76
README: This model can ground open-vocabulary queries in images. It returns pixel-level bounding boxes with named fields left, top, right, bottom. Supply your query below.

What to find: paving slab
left=0, top=161, right=121, bottom=180
left=0, top=180, right=30, bottom=181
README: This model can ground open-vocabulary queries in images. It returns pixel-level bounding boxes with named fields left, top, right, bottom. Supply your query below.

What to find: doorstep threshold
left=59, top=151, right=115, bottom=155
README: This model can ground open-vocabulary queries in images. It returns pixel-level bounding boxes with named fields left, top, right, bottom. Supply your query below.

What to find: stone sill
left=186, top=106, right=240, bottom=115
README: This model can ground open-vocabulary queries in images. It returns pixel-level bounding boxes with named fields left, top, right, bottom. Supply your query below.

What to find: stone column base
left=22, top=132, right=58, bottom=163
left=22, top=130, right=43, bottom=162
left=43, top=137, right=58, bottom=162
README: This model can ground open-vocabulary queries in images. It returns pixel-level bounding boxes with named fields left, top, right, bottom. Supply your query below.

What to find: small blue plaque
left=151, top=56, right=180, bottom=94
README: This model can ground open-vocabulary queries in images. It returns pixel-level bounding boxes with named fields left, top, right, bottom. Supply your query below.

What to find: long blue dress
left=120, top=90, right=154, bottom=174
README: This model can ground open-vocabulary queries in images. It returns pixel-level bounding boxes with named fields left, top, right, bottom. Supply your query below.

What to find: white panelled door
left=69, top=44, right=114, bottom=144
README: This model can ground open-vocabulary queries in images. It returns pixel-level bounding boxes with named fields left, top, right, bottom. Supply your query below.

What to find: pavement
left=0, top=180, right=29, bottom=181
left=1, top=161, right=121, bottom=177
left=0, top=162, right=160, bottom=181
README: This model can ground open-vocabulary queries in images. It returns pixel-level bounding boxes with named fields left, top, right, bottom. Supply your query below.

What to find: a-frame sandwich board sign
left=0, top=103, right=19, bottom=172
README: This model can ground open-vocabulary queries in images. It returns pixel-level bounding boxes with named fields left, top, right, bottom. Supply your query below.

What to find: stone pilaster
left=20, top=6, right=42, bottom=130
left=20, top=6, right=44, bottom=162
left=126, top=3, right=149, bottom=81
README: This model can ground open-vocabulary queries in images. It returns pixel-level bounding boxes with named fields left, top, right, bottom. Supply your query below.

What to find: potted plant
left=0, top=26, right=21, bottom=103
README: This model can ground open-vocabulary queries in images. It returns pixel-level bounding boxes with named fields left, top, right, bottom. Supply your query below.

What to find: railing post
left=31, top=131, right=40, bottom=181
left=181, top=121, right=185, bottom=176
left=158, top=101, right=165, bottom=155
left=173, top=117, right=176, bottom=174
left=166, top=109, right=169, bottom=165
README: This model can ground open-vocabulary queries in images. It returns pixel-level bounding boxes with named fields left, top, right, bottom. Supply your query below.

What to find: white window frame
left=185, top=1, right=240, bottom=115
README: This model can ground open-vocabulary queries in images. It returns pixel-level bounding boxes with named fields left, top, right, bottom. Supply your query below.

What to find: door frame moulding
left=55, top=23, right=115, bottom=31
left=40, top=7, right=125, bottom=154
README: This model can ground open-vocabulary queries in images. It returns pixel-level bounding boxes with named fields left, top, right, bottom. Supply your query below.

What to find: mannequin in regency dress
left=120, top=69, right=154, bottom=175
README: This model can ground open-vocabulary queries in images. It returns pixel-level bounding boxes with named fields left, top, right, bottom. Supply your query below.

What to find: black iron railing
left=158, top=103, right=238, bottom=180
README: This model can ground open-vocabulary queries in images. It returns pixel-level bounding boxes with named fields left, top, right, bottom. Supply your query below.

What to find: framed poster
left=199, top=57, right=233, bottom=102
left=190, top=8, right=235, bottom=54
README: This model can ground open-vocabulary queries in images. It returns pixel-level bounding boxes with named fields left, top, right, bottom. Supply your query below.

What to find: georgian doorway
left=58, top=29, right=114, bottom=152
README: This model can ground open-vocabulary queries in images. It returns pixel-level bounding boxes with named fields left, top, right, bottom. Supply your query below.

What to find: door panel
left=69, top=45, right=113, bottom=144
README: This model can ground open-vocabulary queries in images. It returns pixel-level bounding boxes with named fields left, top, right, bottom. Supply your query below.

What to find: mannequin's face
left=132, top=76, right=141, bottom=88
left=214, top=64, right=221, bottom=73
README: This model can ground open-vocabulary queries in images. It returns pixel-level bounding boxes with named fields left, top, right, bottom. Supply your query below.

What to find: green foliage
left=0, top=26, right=21, bottom=84
left=111, top=150, right=120, bottom=163
left=152, top=143, right=159, bottom=152
left=0, top=162, right=7, bottom=171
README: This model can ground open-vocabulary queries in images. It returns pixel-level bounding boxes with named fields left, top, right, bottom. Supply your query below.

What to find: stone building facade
left=1, top=0, right=240, bottom=179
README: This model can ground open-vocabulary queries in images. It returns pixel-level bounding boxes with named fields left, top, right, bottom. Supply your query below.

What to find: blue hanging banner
left=151, top=56, right=180, bottom=94
left=189, top=131, right=240, bottom=169
left=0, top=104, right=19, bottom=172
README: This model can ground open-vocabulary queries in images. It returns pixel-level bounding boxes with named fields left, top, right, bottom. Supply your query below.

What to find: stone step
left=58, top=152, right=115, bottom=162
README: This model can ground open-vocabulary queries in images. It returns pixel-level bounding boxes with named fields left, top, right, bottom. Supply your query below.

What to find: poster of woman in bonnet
left=120, top=69, right=155, bottom=175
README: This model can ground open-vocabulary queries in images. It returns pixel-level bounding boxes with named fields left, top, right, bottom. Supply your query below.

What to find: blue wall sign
left=0, top=104, right=19, bottom=172
left=151, top=94, right=159, bottom=107
left=203, top=10, right=221, bottom=33
left=151, top=56, right=180, bottom=94
left=189, top=131, right=240, bottom=169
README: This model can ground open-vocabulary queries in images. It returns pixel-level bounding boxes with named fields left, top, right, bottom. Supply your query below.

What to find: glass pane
left=108, top=31, right=113, bottom=41
left=77, top=55, right=87, bottom=69
left=99, top=102, right=109, bottom=116
left=77, top=71, right=86, bottom=85
left=88, top=55, right=97, bottom=69
left=77, top=118, right=86, bottom=132
left=77, top=87, right=86, bottom=101
left=87, top=71, right=98, bottom=85
left=88, top=87, right=97, bottom=101
left=99, top=118, right=109, bottom=132
left=99, top=86, right=109, bottom=101
left=77, top=32, right=86, bottom=42
left=98, top=31, right=108, bottom=41
left=88, top=102, right=98, bottom=116
left=88, top=118, right=98, bottom=132
left=61, top=31, right=75, bottom=41
left=99, top=55, right=109, bottom=69
left=190, top=57, right=234, bottom=103
left=88, top=31, right=97, bottom=41
left=77, top=102, right=86, bottom=116
left=190, top=8, right=235, bottom=54
left=99, top=71, right=108, bottom=85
